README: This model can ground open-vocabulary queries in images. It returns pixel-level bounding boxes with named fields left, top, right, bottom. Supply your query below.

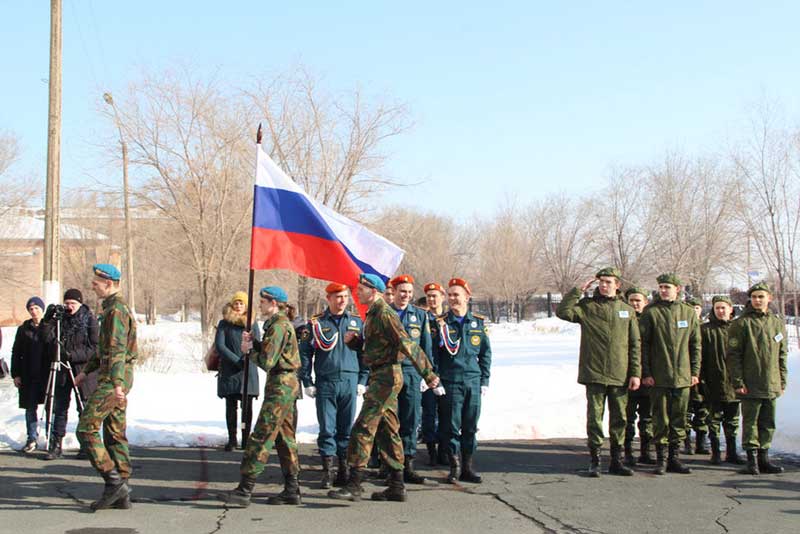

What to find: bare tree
left=0, top=130, right=38, bottom=220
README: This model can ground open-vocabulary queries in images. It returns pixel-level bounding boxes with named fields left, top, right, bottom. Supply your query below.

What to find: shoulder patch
left=472, top=313, right=486, bottom=321
left=312, top=313, right=324, bottom=320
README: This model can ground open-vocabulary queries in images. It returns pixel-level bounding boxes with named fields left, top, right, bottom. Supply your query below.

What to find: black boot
left=403, top=456, right=427, bottom=484
left=113, top=495, right=132, bottom=510
left=328, top=468, right=363, bottom=501
left=371, top=469, right=407, bottom=502
left=588, top=447, right=601, bottom=478
left=90, top=469, right=130, bottom=511
left=695, top=431, right=709, bottom=454
left=240, top=430, right=249, bottom=451
left=75, top=444, right=90, bottom=460
left=426, top=442, right=437, bottom=466
left=757, top=449, right=784, bottom=474
left=437, top=443, right=449, bottom=465
left=667, top=444, right=692, bottom=474
left=638, top=437, right=656, bottom=464
left=683, top=435, right=694, bottom=455
left=267, top=471, right=302, bottom=505
left=653, top=444, right=667, bottom=475
left=319, top=456, right=334, bottom=489
left=367, top=447, right=380, bottom=468
left=709, top=435, right=721, bottom=465
left=446, top=453, right=461, bottom=484
left=45, top=437, right=63, bottom=461
left=741, top=449, right=759, bottom=475
left=623, top=439, right=635, bottom=466
left=608, top=445, right=634, bottom=476
left=459, top=452, right=482, bottom=483
left=333, top=456, right=349, bottom=487
left=725, top=435, right=746, bottom=465
left=218, top=475, right=256, bottom=508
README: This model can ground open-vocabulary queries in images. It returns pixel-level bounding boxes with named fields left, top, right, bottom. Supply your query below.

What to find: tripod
left=42, top=313, right=85, bottom=444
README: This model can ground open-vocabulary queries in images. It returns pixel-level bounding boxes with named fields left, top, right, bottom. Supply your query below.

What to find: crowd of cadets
left=558, top=269, right=789, bottom=478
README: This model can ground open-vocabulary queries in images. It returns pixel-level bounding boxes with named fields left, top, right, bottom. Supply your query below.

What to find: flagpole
left=241, top=123, right=263, bottom=449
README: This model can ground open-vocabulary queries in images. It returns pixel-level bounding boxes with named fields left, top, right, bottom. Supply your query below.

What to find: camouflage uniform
left=77, top=293, right=137, bottom=479
left=240, top=310, right=301, bottom=478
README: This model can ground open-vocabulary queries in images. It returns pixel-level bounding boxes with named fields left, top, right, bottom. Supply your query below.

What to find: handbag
left=204, top=344, right=220, bottom=372
left=0, top=358, right=8, bottom=379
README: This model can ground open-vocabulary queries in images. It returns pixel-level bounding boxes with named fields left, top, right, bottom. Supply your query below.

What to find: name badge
left=618, top=310, right=630, bottom=318
left=775, top=333, right=784, bottom=342
left=677, top=320, right=688, bottom=328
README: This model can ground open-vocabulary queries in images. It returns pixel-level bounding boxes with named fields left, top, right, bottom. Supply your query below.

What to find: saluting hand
left=581, top=278, right=597, bottom=292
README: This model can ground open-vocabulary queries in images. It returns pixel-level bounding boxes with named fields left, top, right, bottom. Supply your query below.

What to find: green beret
left=595, top=267, right=622, bottom=279
left=656, top=273, right=682, bottom=286
left=685, top=297, right=702, bottom=307
left=625, top=286, right=649, bottom=299
left=711, top=295, right=733, bottom=306
left=747, top=282, right=771, bottom=296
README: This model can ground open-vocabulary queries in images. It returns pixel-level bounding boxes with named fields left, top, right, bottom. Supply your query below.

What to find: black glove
left=44, top=304, right=57, bottom=323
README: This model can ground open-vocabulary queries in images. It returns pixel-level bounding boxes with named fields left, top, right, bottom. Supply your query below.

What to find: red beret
left=389, top=274, right=415, bottom=287
left=325, top=282, right=349, bottom=294
left=448, top=277, right=472, bottom=295
left=424, top=282, right=445, bottom=294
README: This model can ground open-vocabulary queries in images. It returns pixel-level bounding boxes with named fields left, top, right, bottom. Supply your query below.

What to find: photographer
left=41, top=288, right=99, bottom=460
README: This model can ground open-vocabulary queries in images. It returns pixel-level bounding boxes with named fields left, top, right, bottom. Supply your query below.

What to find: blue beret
left=259, top=285, right=288, bottom=303
left=359, top=273, right=386, bottom=292
left=93, top=263, right=121, bottom=281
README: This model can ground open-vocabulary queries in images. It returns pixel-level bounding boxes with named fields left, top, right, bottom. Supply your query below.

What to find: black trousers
left=225, top=395, right=254, bottom=440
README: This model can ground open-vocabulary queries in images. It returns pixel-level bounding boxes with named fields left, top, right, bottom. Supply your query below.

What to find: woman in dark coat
left=11, top=296, right=51, bottom=452
left=215, top=292, right=260, bottom=451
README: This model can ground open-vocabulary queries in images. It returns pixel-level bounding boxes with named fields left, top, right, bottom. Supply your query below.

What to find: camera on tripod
left=44, top=303, right=66, bottom=322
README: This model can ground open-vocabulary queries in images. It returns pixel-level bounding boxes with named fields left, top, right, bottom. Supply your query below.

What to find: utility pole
left=43, top=0, right=62, bottom=305
left=103, top=92, right=136, bottom=316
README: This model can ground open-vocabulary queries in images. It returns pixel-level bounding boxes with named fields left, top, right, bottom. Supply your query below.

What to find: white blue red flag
left=250, top=143, right=404, bottom=301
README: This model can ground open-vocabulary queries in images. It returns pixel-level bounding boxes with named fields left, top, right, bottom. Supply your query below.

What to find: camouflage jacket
left=252, top=311, right=300, bottom=375
left=362, top=297, right=437, bottom=385
left=83, top=292, right=137, bottom=387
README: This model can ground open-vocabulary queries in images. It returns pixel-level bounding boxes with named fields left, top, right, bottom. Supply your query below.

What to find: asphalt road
left=1, top=439, right=797, bottom=534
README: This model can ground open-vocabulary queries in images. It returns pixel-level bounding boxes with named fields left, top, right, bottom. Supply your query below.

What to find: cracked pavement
left=1, top=439, right=797, bottom=534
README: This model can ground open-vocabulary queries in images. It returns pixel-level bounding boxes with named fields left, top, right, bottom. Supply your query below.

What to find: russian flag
left=250, top=143, right=404, bottom=296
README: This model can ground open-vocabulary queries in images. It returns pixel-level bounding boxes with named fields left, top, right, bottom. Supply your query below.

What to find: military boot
left=460, top=452, right=483, bottom=483
left=608, top=445, right=634, bottom=476
left=333, top=456, right=349, bottom=487
left=757, top=449, right=784, bottom=474
left=90, top=469, right=130, bottom=511
left=666, top=444, right=692, bottom=474
left=75, top=444, right=90, bottom=460
left=267, top=471, right=302, bottom=505
left=724, top=435, right=746, bottom=465
left=653, top=444, right=667, bottom=475
left=695, top=431, right=709, bottom=454
left=623, top=439, right=635, bottom=466
left=371, top=469, right=407, bottom=502
left=638, top=437, right=656, bottom=465
left=328, top=468, right=363, bottom=501
left=588, top=447, right=601, bottom=478
left=319, top=456, right=334, bottom=489
left=740, top=449, right=759, bottom=475
left=113, top=495, right=132, bottom=510
left=426, top=442, right=437, bottom=466
left=403, top=456, right=427, bottom=484
left=683, top=435, right=694, bottom=455
left=218, top=475, right=256, bottom=508
left=45, top=436, right=63, bottom=461
left=709, top=435, right=722, bottom=465
left=446, top=453, right=461, bottom=484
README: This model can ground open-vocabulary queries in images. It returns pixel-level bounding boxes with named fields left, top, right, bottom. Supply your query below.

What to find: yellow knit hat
left=231, top=291, right=248, bottom=306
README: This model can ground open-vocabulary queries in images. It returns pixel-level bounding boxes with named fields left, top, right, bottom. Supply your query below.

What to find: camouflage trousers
left=240, top=373, right=299, bottom=478
left=76, top=367, right=133, bottom=478
left=347, top=364, right=404, bottom=471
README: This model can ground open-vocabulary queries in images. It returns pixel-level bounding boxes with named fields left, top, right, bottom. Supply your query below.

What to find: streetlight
left=103, top=92, right=136, bottom=316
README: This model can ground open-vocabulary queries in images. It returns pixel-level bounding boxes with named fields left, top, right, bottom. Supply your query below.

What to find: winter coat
left=727, top=306, right=788, bottom=400
left=215, top=304, right=260, bottom=398
left=10, top=319, right=51, bottom=409
left=557, top=287, right=641, bottom=386
left=640, top=299, right=701, bottom=388
left=700, top=314, right=736, bottom=402
left=40, top=304, right=100, bottom=398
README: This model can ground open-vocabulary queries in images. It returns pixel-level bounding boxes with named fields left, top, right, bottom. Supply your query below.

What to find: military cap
left=624, top=286, right=649, bottom=299
left=685, top=296, right=702, bottom=307
left=230, top=291, right=248, bottom=305
left=595, top=267, right=622, bottom=279
left=359, top=273, right=386, bottom=292
left=711, top=295, right=733, bottom=306
left=448, top=277, right=472, bottom=295
left=93, top=263, right=121, bottom=281
left=259, top=286, right=288, bottom=303
left=325, top=282, right=349, bottom=294
left=656, top=273, right=682, bottom=286
left=424, top=282, right=445, bottom=294
left=389, top=274, right=415, bottom=287
left=747, top=282, right=771, bottom=296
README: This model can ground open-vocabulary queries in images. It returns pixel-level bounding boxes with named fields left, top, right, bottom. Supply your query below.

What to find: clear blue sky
left=3, top=1, right=799, bottom=218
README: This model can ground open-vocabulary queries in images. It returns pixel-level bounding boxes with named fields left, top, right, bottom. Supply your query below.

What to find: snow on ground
left=1, top=317, right=799, bottom=455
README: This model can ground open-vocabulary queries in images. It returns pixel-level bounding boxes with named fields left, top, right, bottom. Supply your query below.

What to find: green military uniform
left=77, top=291, right=137, bottom=479
left=684, top=298, right=709, bottom=454
left=557, top=283, right=640, bottom=474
